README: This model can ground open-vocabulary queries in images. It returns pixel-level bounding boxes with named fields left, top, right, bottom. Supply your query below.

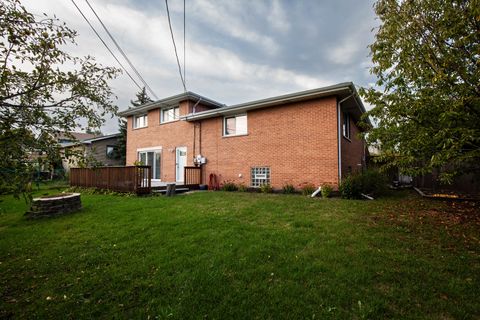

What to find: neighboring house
left=55, top=131, right=97, bottom=147
left=29, top=131, right=98, bottom=179
left=61, top=133, right=123, bottom=172
left=118, top=82, right=368, bottom=189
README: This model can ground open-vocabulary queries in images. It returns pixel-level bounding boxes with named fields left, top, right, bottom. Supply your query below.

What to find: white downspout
left=337, top=101, right=342, bottom=184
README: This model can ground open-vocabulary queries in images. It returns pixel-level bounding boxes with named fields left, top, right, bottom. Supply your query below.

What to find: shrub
left=339, top=175, right=362, bottom=199
left=221, top=181, right=238, bottom=192
left=237, top=184, right=248, bottom=192
left=282, top=184, right=296, bottom=194
left=339, top=169, right=387, bottom=199
left=301, top=183, right=316, bottom=196
left=321, top=184, right=333, bottom=198
left=260, top=183, right=273, bottom=193
left=360, top=169, right=388, bottom=197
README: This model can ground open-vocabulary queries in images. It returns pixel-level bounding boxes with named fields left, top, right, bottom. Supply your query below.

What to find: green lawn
left=0, top=187, right=479, bottom=319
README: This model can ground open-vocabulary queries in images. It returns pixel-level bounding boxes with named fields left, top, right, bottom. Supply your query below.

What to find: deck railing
left=184, top=166, right=202, bottom=186
left=70, top=166, right=152, bottom=194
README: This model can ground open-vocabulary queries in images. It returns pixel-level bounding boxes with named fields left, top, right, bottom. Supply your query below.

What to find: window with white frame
left=251, top=167, right=270, bottom=187
left=106, top=145, right=119, bottom=159
left=161, top=106, right=180, bottom=123
left=138, top=150, right=161, bottom=179
left=342, top=112, right=350, bottom=139
left=224, top=114, right=247, bottom=136
left=134, top=114, right=148, bottom=129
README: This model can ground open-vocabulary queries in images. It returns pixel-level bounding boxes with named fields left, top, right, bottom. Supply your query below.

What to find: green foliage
left=361, top=0, right=480, bottom=183
left=301, top=183, right=316, bottom=196
left=133, top=160, right=143, bottom=166
left=237, top=184, right=248, bottom=192
left=130, top=87, right=153, bottom=107
left=360, top=169, right=388, bottom=197
left=260, top=183, right=273, bottom=193
left=65, top=186, right=135, bottom=197
left=339, top=175, right=362, bottom=199
left=0, top=0, right=119, bottom=200
left=117, top=119, right=127, bottom=165
left=339, top=170, right=387, bottom=199
left=221, top=181, right=238, bottom=192
left=282, top=183, right=296, bottom=194
left=321, top=184, right=333, bottom=198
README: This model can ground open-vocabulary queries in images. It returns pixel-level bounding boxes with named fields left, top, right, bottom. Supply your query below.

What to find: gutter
left=182, top=85, right=353, bottom=121
left=118, top=92, right=224, bottom=117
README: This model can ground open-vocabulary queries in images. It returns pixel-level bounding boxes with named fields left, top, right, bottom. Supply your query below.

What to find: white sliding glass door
left=138, top=149, right=161, bottom=180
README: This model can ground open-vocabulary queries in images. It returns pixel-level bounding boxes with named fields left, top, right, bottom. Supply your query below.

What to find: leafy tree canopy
left=360, top=0, right=480, bottom=183
left=0, top=0, right=120, bottom=197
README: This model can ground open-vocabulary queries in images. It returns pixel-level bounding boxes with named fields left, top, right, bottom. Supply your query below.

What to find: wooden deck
left=70, top=166, right=203, bottom=195
left=70, top=166, right=152, bottom=194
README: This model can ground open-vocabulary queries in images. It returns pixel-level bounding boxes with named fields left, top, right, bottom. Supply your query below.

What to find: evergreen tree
left=131, top=87, right=153, bottom=107
left=117, top=87, right=153, bottom=163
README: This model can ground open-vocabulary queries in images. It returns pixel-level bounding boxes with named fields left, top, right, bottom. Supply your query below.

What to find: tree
left=0, top=0, right=119, bottom=197
left=360, top=0, right=480, bottom=183
left=117, top=87, right=152, bottom=163
left=131, top=87, right=153, bottom=107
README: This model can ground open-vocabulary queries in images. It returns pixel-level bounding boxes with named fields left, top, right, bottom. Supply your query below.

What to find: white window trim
left=223, top=114, right=248, bottom=137
left=160, top=106, right=180, bottom=124
left=136, top=146, right=163, bottom=152
left=133, top=114, right=148, bottom=129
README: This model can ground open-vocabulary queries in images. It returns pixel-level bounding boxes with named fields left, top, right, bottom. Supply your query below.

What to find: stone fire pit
left=24, top=193, right=82, bottom=219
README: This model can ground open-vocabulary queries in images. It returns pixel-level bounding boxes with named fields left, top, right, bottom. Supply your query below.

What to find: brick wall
left=340, top=111, right=365, bottom=176
left=126, top=100, right=197, bottom=181
left=126, top=96, right=360, bottom=189
left=198, top=97, right=339, bottom=189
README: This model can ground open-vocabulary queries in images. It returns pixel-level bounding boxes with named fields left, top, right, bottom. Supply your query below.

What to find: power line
left=165, top=0, right=187, bottom=92
left=70, top=0, right=143, bottom=92
left=84, top=0, right=159, bottom=100
left=183, top=0, right=186, bottom=88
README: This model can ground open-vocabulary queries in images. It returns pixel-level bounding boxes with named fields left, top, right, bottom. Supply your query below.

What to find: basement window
left=224, top=114, right=247, bottom=136
left=161, top=107, right=180, bottom=123
left=343, top=112, right=351, bottom=139
left=251, top=167, right=270, bottom=187
left=133, top=114, right=148, bottom=129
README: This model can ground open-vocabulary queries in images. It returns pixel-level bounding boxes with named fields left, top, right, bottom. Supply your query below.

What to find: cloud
left=185, top=0, right=280, bottom=54
left=19, top=0, right=379, bottom=134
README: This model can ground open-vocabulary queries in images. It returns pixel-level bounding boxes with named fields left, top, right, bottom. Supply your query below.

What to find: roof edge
left=118, top=91, right=224, bottom=117
left=182, top=82, right=358, bottom=121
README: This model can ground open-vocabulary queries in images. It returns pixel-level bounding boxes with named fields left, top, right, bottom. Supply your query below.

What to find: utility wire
left=165, top=0, right=187, bottom=92
left=183, top=0, right=186, bottom=88
left=84, top=0, right=159, bottom=100
left=70, top=0, right=143, bottom=92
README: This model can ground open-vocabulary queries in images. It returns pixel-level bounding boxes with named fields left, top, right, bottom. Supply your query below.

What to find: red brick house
left=118, top=82, right=367, bottom=189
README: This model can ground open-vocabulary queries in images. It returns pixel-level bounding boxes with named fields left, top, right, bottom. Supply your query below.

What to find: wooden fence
left=184, top=166, right=202, bottom=185
left=70, top=166, right=152, bottom=194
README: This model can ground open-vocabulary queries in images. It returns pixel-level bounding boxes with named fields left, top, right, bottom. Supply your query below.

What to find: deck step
left=152, top=188, right=190, bottom=194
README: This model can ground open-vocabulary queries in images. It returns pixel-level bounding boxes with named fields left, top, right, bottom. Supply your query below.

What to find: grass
left=0, top=186, right=479, bottom=319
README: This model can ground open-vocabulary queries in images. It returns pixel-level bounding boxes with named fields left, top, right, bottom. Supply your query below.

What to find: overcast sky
left=22, top=0, right=378, bottom=134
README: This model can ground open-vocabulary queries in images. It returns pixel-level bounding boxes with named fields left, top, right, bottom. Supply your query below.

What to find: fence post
left=133, top=166, right=138, bottom=193
left=107, top=167, right=111, bottom=190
